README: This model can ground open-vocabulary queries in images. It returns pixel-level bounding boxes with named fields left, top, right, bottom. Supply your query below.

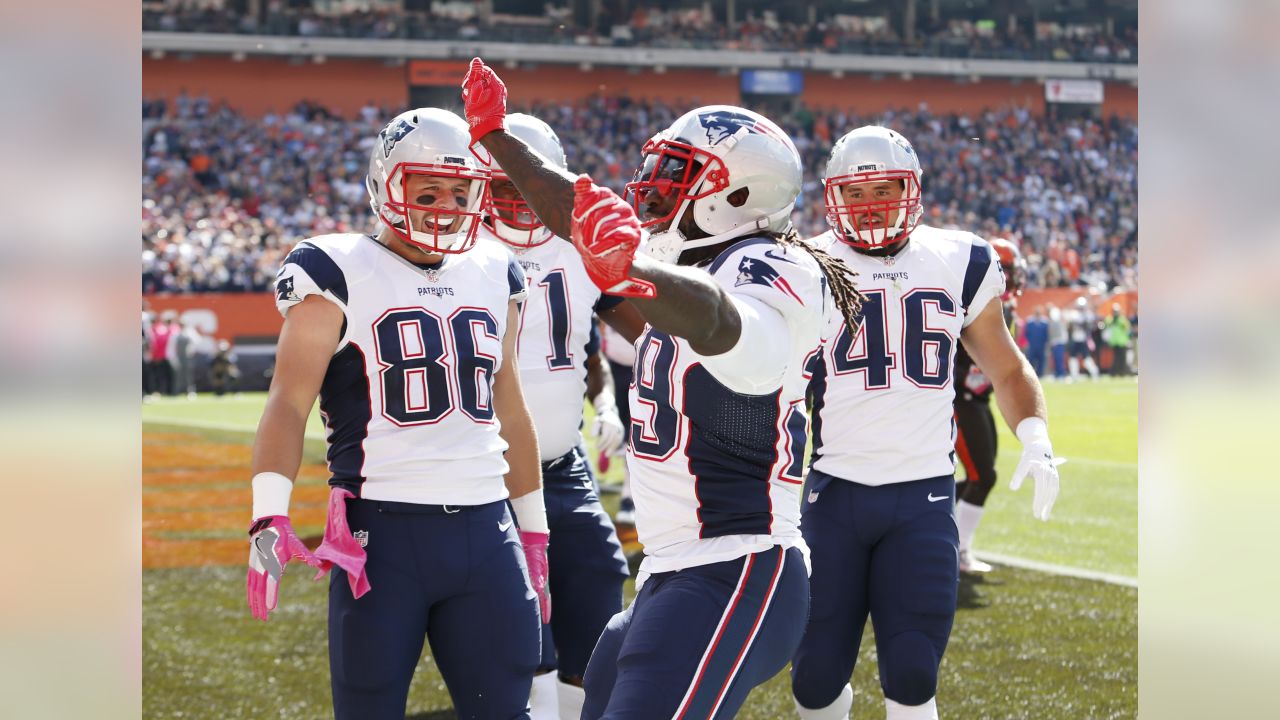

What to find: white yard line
left=975, top=551, right=1138, bottom=588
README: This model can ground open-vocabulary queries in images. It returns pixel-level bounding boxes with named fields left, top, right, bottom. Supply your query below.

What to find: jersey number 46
left=832, top=288, right=957, bottom=389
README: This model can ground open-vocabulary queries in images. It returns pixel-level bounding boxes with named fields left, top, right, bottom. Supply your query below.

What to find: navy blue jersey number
left=829, top=288, right=957, bottom=390
left=901, top=290, right=956, bottom=387
left=538, top=269, right=575, bottom=371
left=450, top=308, right=500, bottom=421
left=832, top=289, right=896, bottom=388
left=373, top=307, right=500, bottom=426
left=630, top=331, right=681, bottom=459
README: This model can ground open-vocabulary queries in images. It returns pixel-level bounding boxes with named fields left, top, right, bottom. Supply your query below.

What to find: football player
left=245, top=108, right=548, bottom=720
left=478, top=112, right=646, bottom=720
left=953, top=238, right=1026, bottom=573
left=597, top=318, right=642, bottom=556
left=462, top=58, right=865, bottom=719
left=790, top=126, right=1065, bottom=720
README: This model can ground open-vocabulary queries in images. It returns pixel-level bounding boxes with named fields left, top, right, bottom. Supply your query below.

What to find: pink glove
left=461, top=57, right=508, bottom=145
left=246, top=515, right=321, bottom=621
left=313, top=487, right=371, bottom=599
left=571, top=174, right=657, bottom=299
left=519, top=529, right=552, bottom=622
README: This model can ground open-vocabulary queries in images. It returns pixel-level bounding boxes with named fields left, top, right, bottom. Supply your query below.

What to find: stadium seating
left=142, top=95, right=1136, bottom=295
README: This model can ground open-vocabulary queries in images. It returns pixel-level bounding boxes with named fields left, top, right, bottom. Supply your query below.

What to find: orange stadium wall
left=145, top=289, right=1137, bottom=345
left=142, top=56, right=1137, bottom=118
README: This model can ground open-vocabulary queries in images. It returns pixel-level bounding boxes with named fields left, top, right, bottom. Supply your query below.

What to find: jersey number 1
left=373, top=307, right=498, bottom=426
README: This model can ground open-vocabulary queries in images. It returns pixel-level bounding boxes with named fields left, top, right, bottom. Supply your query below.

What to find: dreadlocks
left=774, top=228, right=867, bottom=332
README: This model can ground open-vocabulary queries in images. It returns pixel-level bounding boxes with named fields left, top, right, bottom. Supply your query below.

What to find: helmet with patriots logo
left=366, top=108, right=490, bottom=254
left=484, top=113, right=568, bottom=249
left=823, top=125, right=924, bottom=251
left=624, top=105, right=801, bottom=263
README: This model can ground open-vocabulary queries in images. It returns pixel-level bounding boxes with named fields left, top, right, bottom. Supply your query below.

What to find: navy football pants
left=582, top=545, right=808, bottom=720
left=328, top=497, right=540, bottom=720
left=791, top=472, right=959, bottom=709
left=537, top=446, right=629, bottom=680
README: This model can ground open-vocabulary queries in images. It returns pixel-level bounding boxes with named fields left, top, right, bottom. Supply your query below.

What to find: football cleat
left=959, top=548, right=993, bottom=574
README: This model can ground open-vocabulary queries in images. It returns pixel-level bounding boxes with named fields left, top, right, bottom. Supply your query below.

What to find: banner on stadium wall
left=741, top=69, right=804, bottom=95
left=408, top=60, right=470, bottom=87
left=1044, top=78, right=1104, bottom=104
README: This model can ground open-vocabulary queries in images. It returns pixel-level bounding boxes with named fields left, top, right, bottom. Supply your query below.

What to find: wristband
left=251, top=472, right=294, bottom=520
left=510, top=488, right=549, bottom=534
left=1015, top=416, right=1050, bottom=446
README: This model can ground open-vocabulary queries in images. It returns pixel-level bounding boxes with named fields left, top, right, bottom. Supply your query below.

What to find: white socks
left=529, top=671, right=559, bottom=720
left=955, top=500, right=985, bottom=552
left=795, top=683, right=853, bottom=719
left=556, top=679, right=586, bottom=720
left=885, top=696, right=938, bottom=719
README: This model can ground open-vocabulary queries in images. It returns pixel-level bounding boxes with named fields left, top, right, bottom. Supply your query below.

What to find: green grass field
left=142, top=378, right=1136, bottom=719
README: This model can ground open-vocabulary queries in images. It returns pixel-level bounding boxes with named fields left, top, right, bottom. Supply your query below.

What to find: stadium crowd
left=142, top=93, right=1137, bottom=296
left=143, top=1, right=1136, bottom=64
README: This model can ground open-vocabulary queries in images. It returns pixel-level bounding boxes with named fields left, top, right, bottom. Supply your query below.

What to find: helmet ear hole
left=727, top=187, right=750, bottom=208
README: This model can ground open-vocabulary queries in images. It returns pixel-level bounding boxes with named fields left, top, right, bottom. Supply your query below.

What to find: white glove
left=591, top=394, right=625, bottom=457
left=1010, top=417, right=1066, bottom=521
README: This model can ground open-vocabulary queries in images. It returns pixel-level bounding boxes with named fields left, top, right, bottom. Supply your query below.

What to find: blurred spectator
left=1067, top=297, right=1100, bottom=381
left=1047, top=304, right=1068, bottom=380
left=141, top=97, right=1138, bottom=295
left=141, top=1, right=1137, bottom=63
left=209, top=340, right=240, bottom=396
left=142, top=308, right=154, bottom=395
left=148, top=310, right=180, bottom=396
left=1104, top=303, right=1132, bottom=376
left=173, top=318, right=202, bottom=398
left=1024, top=306, right=1049, bottom=377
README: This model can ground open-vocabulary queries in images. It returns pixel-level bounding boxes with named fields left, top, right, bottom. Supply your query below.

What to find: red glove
left=571, top=175, right=657, bottom=299
left=461, top=57, right=507, bottom=145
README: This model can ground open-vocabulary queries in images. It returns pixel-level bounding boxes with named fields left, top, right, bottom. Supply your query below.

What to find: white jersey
left=478, top=226, right=622, bottom=459
left=274, top=233, right=526, bottom=505
left=628, top=237, right=829, bottom=574
left=807, top=225, right=1005, bottom=486
left=600, top=322, right=636, bottom=367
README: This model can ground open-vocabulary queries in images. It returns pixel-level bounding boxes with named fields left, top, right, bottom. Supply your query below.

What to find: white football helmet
left=823, top=125, right=924, bottom=251
left=485, top=113, right=568, bottom=249
left=623, top=105, right=801, bottom=263
left=366, top=108, right=490, bottom=254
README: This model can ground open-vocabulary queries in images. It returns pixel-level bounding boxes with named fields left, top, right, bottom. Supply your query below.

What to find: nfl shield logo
left=353, top=530, right=369, bottom=548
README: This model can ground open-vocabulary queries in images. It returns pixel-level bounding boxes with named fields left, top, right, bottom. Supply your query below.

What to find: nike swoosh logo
left=764, top=249, right=797, bottom=264
left=497, top=520, right=513, bottom=532
left=927, top=493, right=949, bottom=503
left=254, top=530, right=283, bottom=580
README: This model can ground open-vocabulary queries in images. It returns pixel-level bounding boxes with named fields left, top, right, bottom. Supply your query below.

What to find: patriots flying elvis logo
left=698, top=110, right=781, bottom=146
left=380, top=118, right=415, bottom=158
left=735, top=257, right=804, bottom=305
left=276, top=275, right=300, bottom=303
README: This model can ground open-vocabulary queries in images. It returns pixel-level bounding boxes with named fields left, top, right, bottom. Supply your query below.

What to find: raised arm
left=462, top=58, right=743, bottom=355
